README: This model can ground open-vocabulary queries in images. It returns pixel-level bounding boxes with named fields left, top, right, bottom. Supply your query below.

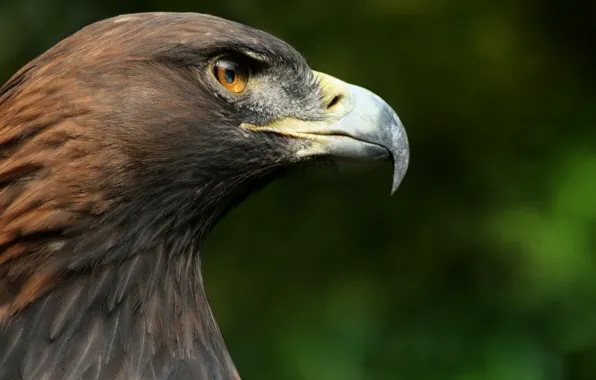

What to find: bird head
left=1, top=12, right=409, bottom=268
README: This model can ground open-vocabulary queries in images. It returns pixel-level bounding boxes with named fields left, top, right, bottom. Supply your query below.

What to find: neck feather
left=0, top=166, right=288, bottom=380
left=1, top=225, right=240, bottom=380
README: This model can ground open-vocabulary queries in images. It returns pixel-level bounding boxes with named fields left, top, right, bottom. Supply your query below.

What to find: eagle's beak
left=242, top=72, right=409, bottom=194
left=307, top=72, right=409, bottom=194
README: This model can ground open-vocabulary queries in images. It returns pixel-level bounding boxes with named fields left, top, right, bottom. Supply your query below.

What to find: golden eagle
left=0, top=12, right=409, bottom=380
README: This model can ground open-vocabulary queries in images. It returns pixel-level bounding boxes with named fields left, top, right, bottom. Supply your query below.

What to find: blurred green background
left=1, top=0, right=595, bottom=379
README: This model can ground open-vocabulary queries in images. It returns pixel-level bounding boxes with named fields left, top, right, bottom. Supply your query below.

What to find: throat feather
left=0, top=239, right=239, bottom=380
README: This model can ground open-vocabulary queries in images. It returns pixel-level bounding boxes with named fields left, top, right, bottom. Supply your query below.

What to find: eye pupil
left=224, top=69, right=236, bottom=84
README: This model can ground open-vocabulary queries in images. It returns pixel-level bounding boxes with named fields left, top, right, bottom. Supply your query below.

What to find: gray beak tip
left=390, top=180, right=399, bottom=196
left=388, top=117, right=410, bottom=196
left=390, top=155, right=409, bottom=195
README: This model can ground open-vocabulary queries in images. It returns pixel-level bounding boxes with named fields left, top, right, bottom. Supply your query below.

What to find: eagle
left=0, top=12, right=409, bottom=380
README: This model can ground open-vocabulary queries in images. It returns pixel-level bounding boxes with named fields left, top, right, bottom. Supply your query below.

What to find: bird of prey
left=0, top=12, right=409, bottom=380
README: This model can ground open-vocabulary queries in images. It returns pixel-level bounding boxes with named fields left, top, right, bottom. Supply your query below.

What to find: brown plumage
left=0, top=11, right=408, bottom=380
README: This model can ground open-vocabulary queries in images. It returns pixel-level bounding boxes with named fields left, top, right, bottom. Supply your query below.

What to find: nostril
left=327, top=95, right=342, bottom=110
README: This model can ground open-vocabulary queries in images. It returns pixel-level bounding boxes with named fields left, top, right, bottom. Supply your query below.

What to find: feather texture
left=0, top=11, right=315, bottom=380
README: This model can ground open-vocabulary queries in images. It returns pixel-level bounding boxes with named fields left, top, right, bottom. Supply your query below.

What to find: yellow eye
left=213, top=58, right=249, bottom=93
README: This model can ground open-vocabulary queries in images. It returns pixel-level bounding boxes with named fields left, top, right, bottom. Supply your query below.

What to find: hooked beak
left=243, top=71, right=410, bottom=194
